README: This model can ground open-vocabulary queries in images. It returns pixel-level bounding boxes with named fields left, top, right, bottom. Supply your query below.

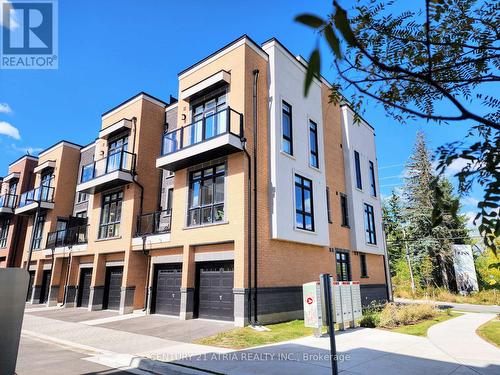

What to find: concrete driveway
left=26, top=307, right=120, bottom=323
left=95, top=314, right=234, bottom=343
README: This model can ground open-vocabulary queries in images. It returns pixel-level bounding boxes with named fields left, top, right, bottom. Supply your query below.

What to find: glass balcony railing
left=46, top=224, right=88, bottom=249
left=161, top=107, right=243, bottom=156
left=0, top=193, right=17, bottom=209
left=17, top=186, right=54, bottom=208
left=136, top=209, right=172, bottom=236
left=80, top=149, right=136, bottom=183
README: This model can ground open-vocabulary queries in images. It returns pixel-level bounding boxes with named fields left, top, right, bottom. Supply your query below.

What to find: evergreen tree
left=383, top=191, right=405, bottom=276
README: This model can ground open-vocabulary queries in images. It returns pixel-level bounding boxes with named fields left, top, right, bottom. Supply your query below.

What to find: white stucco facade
left=341, top=105, right=384, bottom=255
left=262, top=40, right=329, bottom=247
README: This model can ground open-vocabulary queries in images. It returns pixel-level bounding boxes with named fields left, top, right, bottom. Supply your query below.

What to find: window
left=340, top=194, right=349, bottom=227
left=188, top=164, right=225, bottom=227
left=76, top=192, right=88, bottom=203
left=354, top=150, right=362, bottom=189
left=326, top=187, right=332, bottom=224
left=336, top=251, right=350, bottom=281
left=295, top=174, right=314, bottom=231
left=8, top=182, right=17, bottom=195
left=107, top=136, right=129, bottom=173
left=309, top=120, right=319, bottom=168
left=99, top=191, right=123, bottom=239
left=33, top=214, right=46, bottom=250
left=192, top=93, right=227, bottom=144
left=364, top=203, right=377, bottom=244
left=75, top=211, right=87, bottom=219
left=166, top=188, right=174, bottom=213
left=282, top=101, right=293, bottom=155
left=360, top=253, right=368, bottom=277
left=369, top=161, right=377, bottom=197
left=0, top=218, right=10, bottom=248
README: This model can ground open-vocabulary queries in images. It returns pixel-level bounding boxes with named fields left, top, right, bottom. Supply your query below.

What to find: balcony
left=15, top=186, right=54, bottom=215
left=0, top=193, right=17, bottom=215
left=132, top=209, right=172, bottom=247
left=76, top=150, right=136, bottom=194
left=46, top=224, right=88, bottom=250
left=156, top=107, right=243, bottom=171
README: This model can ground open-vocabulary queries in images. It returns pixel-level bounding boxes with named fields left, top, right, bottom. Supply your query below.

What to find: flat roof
left=101, top=91, right=167, bottom=117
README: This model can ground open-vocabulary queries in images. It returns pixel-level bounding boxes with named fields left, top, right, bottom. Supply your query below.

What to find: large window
left=309, top=120, right=319, bottom=168
left=354, top=151, right=362, bottom=189
left=364, top=203, right=377, bottom=244
left=369, top=160, right=377, bottom=197
left=336, top=251, right=350, bottom=281
left=340, top=193, right=349, bottom=227
left=99, top=191, right=123, bottom=239
left=33, top=214, right=46, bottom=250
left=192, top=93, right=227, bottom=144
left=0, top=218, right=10, bottom=248
left=107, top=136, right=129, bottom=173
left=295, top=174, right=314, bottom=231
left=188, top=164, right=225, bottom=227
left=282, top=101, right=293, bottom=155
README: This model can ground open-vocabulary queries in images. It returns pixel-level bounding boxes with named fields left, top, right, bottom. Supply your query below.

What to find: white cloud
left=0, top=121, right=20, bottom=139
left=0, top=0, right=19, bottom=30
left=0, top=103, right=12, bottom=114
left=10, top=144, right=42, bottom=155
left=464, top=211, right=480, bottom=236
left=461, top=196, right=480, bottom=207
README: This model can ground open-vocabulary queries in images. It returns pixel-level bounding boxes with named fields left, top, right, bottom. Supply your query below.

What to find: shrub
left=359, top=311, right=380, bottom=328
left=378, top=303, right=437, bottom=328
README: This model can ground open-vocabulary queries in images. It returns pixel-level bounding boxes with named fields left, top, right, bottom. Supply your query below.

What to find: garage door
left=103, top=266, right=123, bottom=310
left=152, top=264, right=182, bottom=315
left=196, top=262, right=234, bottom=321
left=77, top=268, right=92, bottom=307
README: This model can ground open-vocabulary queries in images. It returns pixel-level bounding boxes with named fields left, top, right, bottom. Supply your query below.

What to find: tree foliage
left=295, top=0, right=499, bottom=252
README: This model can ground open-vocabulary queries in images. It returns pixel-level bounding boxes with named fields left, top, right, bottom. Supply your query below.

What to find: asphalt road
left=16, top=335, right=134, bottom=375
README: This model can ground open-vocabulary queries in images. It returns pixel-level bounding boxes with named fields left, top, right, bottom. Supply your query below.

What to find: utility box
left=0, top=269, right=29, bottom=375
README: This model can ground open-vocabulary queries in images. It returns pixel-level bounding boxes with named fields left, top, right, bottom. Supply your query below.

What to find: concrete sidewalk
left=21, top=312, right=500, bottom=375
left=428, top=313, right=500, bottom=375
left=395, top=297, right=500, bottom=314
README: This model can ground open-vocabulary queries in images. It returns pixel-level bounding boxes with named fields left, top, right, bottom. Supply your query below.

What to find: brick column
left=88, top=253, right=106, bottom=311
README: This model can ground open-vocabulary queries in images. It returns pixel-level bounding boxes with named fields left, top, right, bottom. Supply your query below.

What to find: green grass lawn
left=477, top=318, right=500, bottom=348
left=388, top=312, right=461, bottom=336
left=195, top=320, right=322, bottom=349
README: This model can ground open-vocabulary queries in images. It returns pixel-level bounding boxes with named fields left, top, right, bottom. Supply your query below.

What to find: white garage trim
left=195, top=251, right=234, bottom=262
left=152, top=254, right=183, bottom=264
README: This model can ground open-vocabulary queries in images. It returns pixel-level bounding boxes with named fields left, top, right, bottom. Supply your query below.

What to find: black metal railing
left=80, top=149, right=136, bottom=183
left=0, top=193, right=17, bottom=209
left=17, top=186, right=55, bottom=208
left=136, top=209, right=172, bottom=236
left=161, top=107, right=243, bottom=156
left=46, top=224, right=89, bottom=249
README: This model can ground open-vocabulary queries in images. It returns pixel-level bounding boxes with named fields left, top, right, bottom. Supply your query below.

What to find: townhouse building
left=3, top=35, right=390, bottom=326
left=0, top=155, right=38, bottom=268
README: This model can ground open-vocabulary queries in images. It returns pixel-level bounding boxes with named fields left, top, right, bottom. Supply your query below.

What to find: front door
left=39, top=270, right=51, bottom=304
left=77, top=268, right=92, bottom=307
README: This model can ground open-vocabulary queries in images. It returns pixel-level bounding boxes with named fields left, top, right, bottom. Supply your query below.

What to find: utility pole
left=402, top=228, right=416, bottom=293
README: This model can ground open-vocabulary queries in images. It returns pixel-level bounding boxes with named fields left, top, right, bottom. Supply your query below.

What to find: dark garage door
left=26, top=271, right=35, bottom=301
left=77, top=268, right=92, bottom=307
left=39, top=270, right=51, bottom=304
left=196, top=262, right=234, bottom=321
left=103, top=266, right=123, bottom=310
left=152, top=263, right=182, bottom=315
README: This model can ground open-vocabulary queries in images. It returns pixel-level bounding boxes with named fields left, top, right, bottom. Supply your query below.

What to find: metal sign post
left=320, top=273, right=339, bottom=375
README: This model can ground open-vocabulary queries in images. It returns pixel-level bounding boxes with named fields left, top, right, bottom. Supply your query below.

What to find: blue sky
left=0, top=0, right=481, bottom=226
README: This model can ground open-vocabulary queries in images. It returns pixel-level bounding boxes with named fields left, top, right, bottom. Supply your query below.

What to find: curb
left=21, top=329, right=217, bottom=375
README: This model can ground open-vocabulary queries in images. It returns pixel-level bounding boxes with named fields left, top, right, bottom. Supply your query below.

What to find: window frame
left=354, top=150, right=362, bottom=190
left=281, top=101, right=293, bottom=156
left=364, top=203, right=377, bottom=245
left=98, top=191, right=123, bottom=239
left=336, top=251, right=351, bottom=281
left=309, top=119, right=319, bottom=168
left=360, top=253, right=369, bottom=278
left=187, top=163, right=226, bottom=227
left=326, top=186, right=333, bottom=224
left=340, top=193, right=349, bottom=227
left=0, top=218, right=10, bottom=248
left=369, top=160, right=377, bottom=197
left=294, top=174, right=315, bottom=232
left=33, top=214, right=46, bottom=250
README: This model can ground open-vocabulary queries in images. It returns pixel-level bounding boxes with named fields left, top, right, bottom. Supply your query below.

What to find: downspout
left=252, top=69, right=260, bottom=324
left=242, top=142, right=253, bottom=325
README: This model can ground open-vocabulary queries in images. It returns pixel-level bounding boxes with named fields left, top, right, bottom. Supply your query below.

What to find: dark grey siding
left=360, top=284, right=388, bottom=306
